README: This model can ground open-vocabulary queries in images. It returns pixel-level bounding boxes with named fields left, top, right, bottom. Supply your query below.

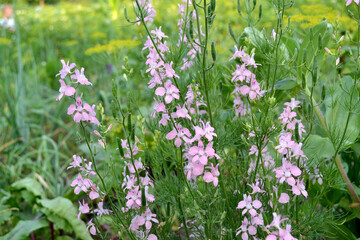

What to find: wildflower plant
left=55, top=0, right=360, bottom=239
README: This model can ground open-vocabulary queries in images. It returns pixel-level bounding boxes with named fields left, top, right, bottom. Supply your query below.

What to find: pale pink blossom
left=56, top=59, right=76, bottom=79
left=56, top=79, right=75, bottom=101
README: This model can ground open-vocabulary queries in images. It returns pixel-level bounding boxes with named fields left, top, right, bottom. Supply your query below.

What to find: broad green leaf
left=274, top=78, right=298, bottom=90
left=0, top=205, right=14, bottom=225
left=11, top=178, right=46, bottom=203
left=324, top=222, right=357, bottom=240
left=325, top=76, right=360, bottom=149
left=0, top=218, right=48, bottom=240
left=303, top=135, right=335, bottom=164
left=38, top=197, right=92, bottom=240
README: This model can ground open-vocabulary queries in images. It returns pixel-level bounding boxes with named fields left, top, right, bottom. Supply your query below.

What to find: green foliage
left=38, top=197, right=92, bottom=240
left=0, top=219, right=49, bottom=240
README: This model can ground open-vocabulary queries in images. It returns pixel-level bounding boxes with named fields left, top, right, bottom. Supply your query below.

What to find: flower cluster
left=120, top=138, right=158, bottom=240
left=56, top=60, right=110, bottom=235
left=135, top=0, right=156, bottom=24
left=230, top=46, right=265, bottom=117
left=142, top=24, right=220, bottom=187
left=235, top=99, right=314, bottom=240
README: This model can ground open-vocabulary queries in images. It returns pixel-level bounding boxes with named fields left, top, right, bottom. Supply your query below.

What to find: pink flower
left=70, top=174, right=93, bottom=194
left=346, top=0, right=360, bottom=6
left=148, top=234, right=158, bottom=240
left=235, top=217, right=257, bottom=239
left=172, top=104, right=191, bottom=120
left=275, top=132, right=295, bottom=155
left=56, top=59, right=76, bottom=79
left=248, top=181, right=265, bottom=194
left=126, top=186, right=142, bottom=209
left=203, top=163, right=220, bottom=187
left=279, top=107, right=297, bottom=125
left=292, top=179, right=308, bottom=198
left=142, top=208, right=159, bottom=230
left=231, top=64, right=253, bottom=82
left=237, top=194, right=262, bottom=216
left=275, top=159, right=301, bottom=186
left=155, top=80, right=180, bottom=104
left=184, top=161, right=204, bottom=180
left=151, top=26, right=168, bottom=40
left=272, top=29, right=276, bottom=40
left=87, top=219, right=96, bottom=235
left=284, top=98, right=301, bottom=110
left=67, top=155, right=83, bottom=170
left=193, top=120, right=217, bottom=142
left=78, top=200, right=89, bottom=219
left=278, top=193, right=290, bottom=204
left=71, top=68, right=92, bottom=86
left=164, top=61, right=179, bottom=78
left=189, top=141, right=218, bottom=165
left=230, top=45, right=246, bottom=61
left=166, top=124, right=191, bottom=147
left=67, top=97, right=99, bottom=125
left=130, top=215, right=145, bottom=231
left=151, top=98, right=166, bottom=117
left=93, top=201, right=112, bottom=216
left=89, top=185, right=100, bottom=200
left=56, top=79, right=76, bottom=101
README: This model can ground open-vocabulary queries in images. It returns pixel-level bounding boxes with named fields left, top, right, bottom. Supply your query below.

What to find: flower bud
left=336, top=58, right=340, bottom=66
left=116, top=137, right=124, bottom=157
left=105, top=124, right=113, bottom=133
left=94, top=130, right=102, bottom=138
left=339, top=35, right=345, bottom=42
left=324, top=47, right=332, bottom=55
left=211, top=42, right=216, bottom=61
left=338, top=46, right=342, bottom=53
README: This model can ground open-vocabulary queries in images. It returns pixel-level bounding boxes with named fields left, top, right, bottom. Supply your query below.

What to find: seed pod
left=309, top=27, right=313, bottom=42
left=189, top=16, right=194, bottom=40
left=211, top=0, right=216, bottom=12
left=318, top=34, right=323, bottom=49
left=258, top=4, right=262, bottom=21
left=111, top=100, right=118, bottom=119
left=211, top=42, right=216, bottom=61
left=145, top=147, right=150, bottom=164
left=124, top=7, right=131, bottom=22
left=127, top=114, right=132, bottom=136
left=303, top=49, right=307, bottom=63
left=321, top=85, right=326, bottom=102
left=116, top=137, right=124, bottom=157
left=229, top=23, right=237, bottom=43
left=301, top=73, right=306, bottom=89
left=253, top=0, right=257, bottom=10
left=295, top=123, right=300, bottom=142
left=131, top=124, right=135, bottom=143
left=166, top=202, right=171, bottom=216
left=112, top=80, right=118, bottom=99
left=313, top=61, right=318, bottom=86
left=141, top=187, right=146, bottom=206
left=237, top=0, right=242, bottom=16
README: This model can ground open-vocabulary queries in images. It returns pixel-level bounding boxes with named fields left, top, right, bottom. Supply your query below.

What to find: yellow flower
left=0, top=38, right=11, bottom=46
left=85, top=40, right=142, bottom=55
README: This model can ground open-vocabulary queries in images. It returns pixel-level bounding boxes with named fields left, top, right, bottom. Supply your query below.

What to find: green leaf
left=0, top=218, right=48, bottom=240
left=325, top=76, right=360, bottom=149
left=324, top=222, right=357, bottom=240
left=0, top=205, right=13, bottom=225
left=274, top=78, right=298, bottom=90
left=38, top=197, right=92, bottom=240
left=303, top=135, right=335, bottom=164
left=10, top=178, right=46, bottom=204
